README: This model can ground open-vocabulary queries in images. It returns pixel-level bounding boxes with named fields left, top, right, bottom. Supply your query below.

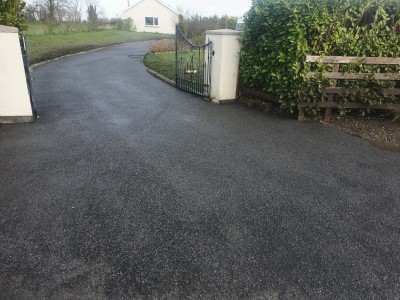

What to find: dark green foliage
left=0, top=0, right=27, bottom=31
left=240, top=0, right=400, bottom=112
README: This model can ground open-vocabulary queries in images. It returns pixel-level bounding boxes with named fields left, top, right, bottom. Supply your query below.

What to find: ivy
left=240, top=0, right=400, bottom=113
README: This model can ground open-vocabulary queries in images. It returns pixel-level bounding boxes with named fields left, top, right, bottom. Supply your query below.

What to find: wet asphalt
left=1, top=42, right=400, bottom=299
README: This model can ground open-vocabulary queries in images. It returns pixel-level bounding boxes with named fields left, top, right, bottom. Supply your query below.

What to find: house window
left=145, top=17, right=159, bottom=26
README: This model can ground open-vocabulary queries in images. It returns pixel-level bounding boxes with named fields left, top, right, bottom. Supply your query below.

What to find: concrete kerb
left=141, top=61, right=176, bottom=87
left=30, top=39, right=164, bottom=69
left=30, top=45, right=176, bottom=88
left=28, top=40, right=179, bottom=102
left=142, top=62, right=236, bottom=104
left=28, top=40, right=228, bottom=104
left=30, top=44, right=122, bottom=69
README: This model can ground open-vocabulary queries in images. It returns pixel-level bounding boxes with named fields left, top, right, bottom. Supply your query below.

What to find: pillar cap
left=0, top=25, right=19, bottom=33
left=205, top=29, right=242, bottom=36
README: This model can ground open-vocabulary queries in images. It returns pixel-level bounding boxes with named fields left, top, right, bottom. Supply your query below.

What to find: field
left=25, top=23, right=171, bottom=65
left=25, top=22, right=67, bottom=35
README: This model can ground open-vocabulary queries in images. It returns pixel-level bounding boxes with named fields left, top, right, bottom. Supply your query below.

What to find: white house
left=120, top=0, right=179, bottom=35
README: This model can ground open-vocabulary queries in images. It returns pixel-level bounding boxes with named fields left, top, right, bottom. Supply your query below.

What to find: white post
left=205, top=29, right=242, bottom=103
left=0, top=25, right=34, bottom=123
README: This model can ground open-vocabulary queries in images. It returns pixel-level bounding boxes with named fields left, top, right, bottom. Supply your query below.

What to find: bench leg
left=324, top=66, right=338, bottom=122
left=324, top=108, right=332, bottom=122
left=298, top=107, right=305, bottom=121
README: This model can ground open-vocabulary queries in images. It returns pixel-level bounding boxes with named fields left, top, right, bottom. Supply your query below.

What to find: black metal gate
left=175, top=26, right=213, bottom=97
left=19, top=35, right=37, bottom=118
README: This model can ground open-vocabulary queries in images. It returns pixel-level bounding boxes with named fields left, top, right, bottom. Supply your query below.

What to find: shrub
left=240, top=0, right=400, bottom=112
left=114, top=18, right=135, bottom=31
left=149, top=40, right=174, bottom=53
left=0, top=0, right=27, bottom=31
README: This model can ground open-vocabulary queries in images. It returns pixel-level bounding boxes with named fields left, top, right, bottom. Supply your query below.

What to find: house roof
left=120, top=0, right=179, bottom=16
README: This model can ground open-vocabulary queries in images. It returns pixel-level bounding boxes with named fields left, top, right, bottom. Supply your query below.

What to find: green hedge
left=240, top=0, right=400, bottom=112
left=0, top=0, right=27, bottom=31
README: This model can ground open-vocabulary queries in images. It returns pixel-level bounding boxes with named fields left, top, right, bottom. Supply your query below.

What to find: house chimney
left=128, top=0, right=130, bottom=7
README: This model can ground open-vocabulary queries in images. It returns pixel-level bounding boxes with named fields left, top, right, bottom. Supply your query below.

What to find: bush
left=240, top=0, right=400, bottom=112
left=149, top=40, right=174, bottom=53
left=0, top=0, right=27, bottom=31
left=114, top=18, right=135, bottom=31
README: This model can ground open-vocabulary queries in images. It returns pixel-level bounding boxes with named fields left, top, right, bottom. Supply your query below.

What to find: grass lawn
left=143, top=52, right=176, bottom=81
left=25, top=24, right=172, bottom=64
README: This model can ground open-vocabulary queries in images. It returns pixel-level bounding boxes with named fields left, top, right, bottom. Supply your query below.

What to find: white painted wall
left=206, top=29, right=242, bottom=102
left=0, top=26, right=33, bottom=123
left=121, top=0, right=178, bottom=34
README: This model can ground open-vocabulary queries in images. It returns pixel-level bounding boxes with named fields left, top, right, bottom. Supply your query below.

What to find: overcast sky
left=101, top=0, right=252, bottom=18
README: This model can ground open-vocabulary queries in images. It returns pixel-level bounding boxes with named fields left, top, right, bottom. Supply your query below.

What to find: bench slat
left=298, top=102, right=400, bottom=109
left=300, top=55, right=400, bottom=121
left=306, top=56, right=400, bottom=65
left=298, top=102, right=338, bottom=108
left=322, top=87, right=400, bottom=95
left=307, top=72, right=400, bottom=80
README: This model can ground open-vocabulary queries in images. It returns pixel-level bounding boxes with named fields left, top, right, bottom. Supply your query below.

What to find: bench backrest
left=305, top=55, right=400, bottom=90
left=306, top=55, right=400, bottom=65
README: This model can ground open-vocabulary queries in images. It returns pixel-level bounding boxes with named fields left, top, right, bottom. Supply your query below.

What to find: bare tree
left=24, top=1, right=41, bottom=21
left=86, top=1, right=97, bottom=30
left=68, top=0, right=82, bottom=23
left=37, top=0, right=70, bottom=33
left=84, top=0, right=106, bottom=30
left=64, top=0, right=83, bottom=33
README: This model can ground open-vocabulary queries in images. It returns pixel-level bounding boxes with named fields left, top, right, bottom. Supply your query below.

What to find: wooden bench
left=298, top=55, right=400, bottom=121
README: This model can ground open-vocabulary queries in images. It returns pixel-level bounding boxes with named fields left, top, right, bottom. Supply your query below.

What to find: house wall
left=121, top=0, right=178, bottom=35
left=0, top=26, right=33, bottom=123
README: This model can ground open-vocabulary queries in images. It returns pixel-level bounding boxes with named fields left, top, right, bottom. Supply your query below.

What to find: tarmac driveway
left=1, top=42, right=400, bottom=299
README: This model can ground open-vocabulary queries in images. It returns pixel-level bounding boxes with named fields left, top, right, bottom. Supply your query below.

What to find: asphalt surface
left=1, top=41, right=400, bottom=299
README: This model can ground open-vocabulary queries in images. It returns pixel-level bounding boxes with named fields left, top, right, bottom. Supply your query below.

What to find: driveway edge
left=142, top=62, right=176, bottom=87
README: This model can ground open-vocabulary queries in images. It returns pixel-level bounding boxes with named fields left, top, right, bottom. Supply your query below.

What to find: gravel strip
left=327, top=115, right=400, bottom=151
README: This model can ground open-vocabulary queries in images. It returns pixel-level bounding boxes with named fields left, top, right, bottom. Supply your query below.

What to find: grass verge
left=26, top=30, right=172, bottom=65
left=143, top=52, right=176, bottom=81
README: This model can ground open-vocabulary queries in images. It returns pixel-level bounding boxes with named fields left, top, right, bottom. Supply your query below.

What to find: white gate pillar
left=205, top=29, right=242, bottom=103
left=0, top=25, right=34, bottom=123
